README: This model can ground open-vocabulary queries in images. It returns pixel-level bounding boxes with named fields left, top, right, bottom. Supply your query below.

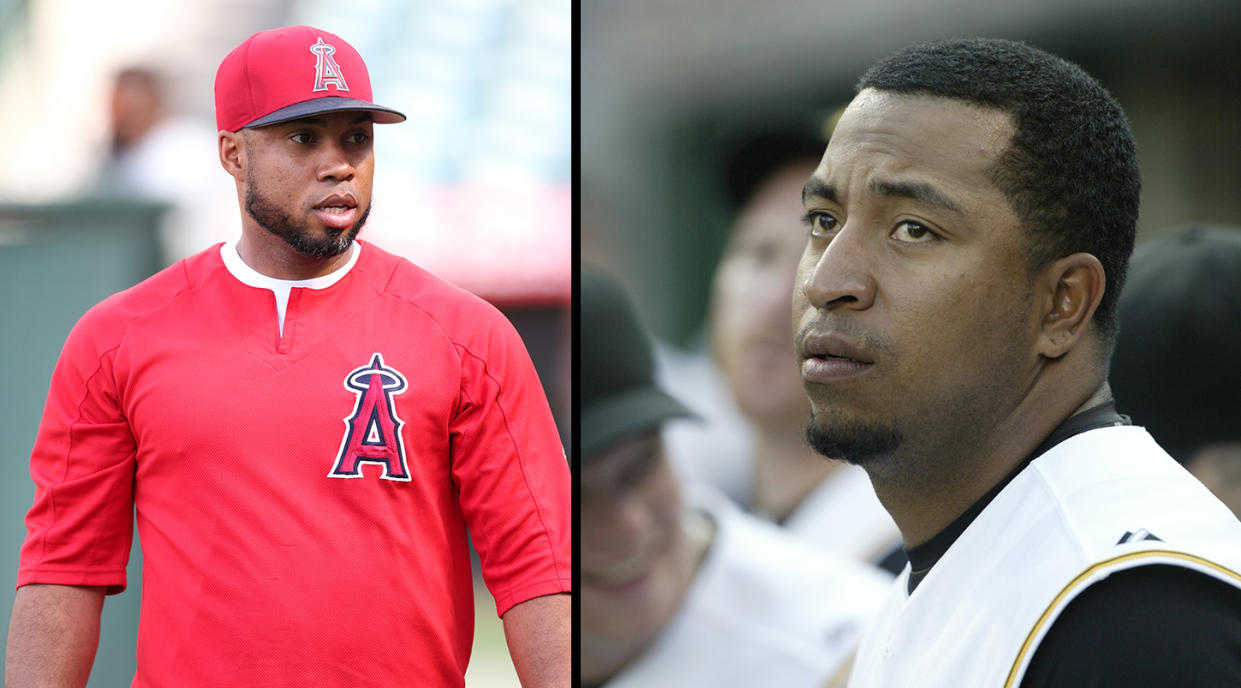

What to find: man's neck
left=871, top=380, right=1112, bottom=549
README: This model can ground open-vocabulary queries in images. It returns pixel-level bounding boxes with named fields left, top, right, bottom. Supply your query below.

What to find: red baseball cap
left=214, top=25, right=405, bottom=132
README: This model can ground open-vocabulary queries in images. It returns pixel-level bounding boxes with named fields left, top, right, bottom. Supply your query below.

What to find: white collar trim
left=219, top=240, right=361, bottom=335
left=220, top=239, right=361, bottom=289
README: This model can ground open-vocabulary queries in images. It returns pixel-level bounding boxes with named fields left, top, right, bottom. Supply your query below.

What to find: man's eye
left=291, top=133, right=313, bottom=144
left=801, top=211, right=840, bottom=238
left=891, top=221, right=936, bottom=243
left=346, top=132, right=370, bottom=145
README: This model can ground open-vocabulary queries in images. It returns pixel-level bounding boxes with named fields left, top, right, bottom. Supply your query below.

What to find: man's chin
left=286, top=236, right=352, bottom=259
left=285, top=220, right=364, bottom=259
left=805, top=414, right=901, bottom=465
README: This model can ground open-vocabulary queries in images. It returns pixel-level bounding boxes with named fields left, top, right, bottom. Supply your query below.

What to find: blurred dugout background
left=0, top=1, right=568, bottom=686
left=582, top=0, right=1241, bottom=347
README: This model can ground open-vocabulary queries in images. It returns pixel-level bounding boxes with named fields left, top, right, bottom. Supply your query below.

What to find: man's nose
left=317, top=141, right=355, bottom=182
left=801, top=223, right=877, bottom=311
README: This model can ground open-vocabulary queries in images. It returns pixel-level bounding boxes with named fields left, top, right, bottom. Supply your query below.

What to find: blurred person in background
left=94, top=65, right=230, bottom=262
left=7, top=26, right=569, bottom=688
left=1111, top=224, right=1241, bottom=517
left=794, top=38, right=1241, bottom=687
left=694, top=124, right=902, bottom=573
left=582, top=269, right=890, bottom=688
left=103, top=68, right=166, bottom=177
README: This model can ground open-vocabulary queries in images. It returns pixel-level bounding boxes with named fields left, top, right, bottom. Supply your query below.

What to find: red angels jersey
left=17, top=241, right=571, bottom=687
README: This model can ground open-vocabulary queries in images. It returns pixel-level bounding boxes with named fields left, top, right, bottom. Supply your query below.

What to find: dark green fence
left=0, top=198, right=165, bottom=686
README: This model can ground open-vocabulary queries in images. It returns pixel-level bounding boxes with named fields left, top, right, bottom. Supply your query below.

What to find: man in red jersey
left=6, top=25, right=570, bottom=688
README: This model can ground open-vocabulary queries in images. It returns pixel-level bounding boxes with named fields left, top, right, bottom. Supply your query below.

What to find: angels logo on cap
left=310, top=38, right=349, bottom=92
left=214, top=25, right=406, bottom=132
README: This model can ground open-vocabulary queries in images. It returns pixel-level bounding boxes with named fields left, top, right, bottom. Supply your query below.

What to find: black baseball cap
left=581, top=270, right=696, bottom=461
left=1110, top=224, right=1241, bottom=464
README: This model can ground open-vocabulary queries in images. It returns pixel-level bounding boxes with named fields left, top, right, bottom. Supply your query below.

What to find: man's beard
left=805, top=412, right=901, bottom=466
left=245, top=178, right=371, bottom=259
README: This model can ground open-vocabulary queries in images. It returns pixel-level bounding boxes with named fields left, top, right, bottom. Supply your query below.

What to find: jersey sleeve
left=17, top=307, right=137, bottom=594
left=1020, top=564, right=1241, bottom=687
left=448, top=311, right=571, bottom=617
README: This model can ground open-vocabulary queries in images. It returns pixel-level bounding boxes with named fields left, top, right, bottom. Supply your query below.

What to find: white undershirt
left=220, top=240, right=361, bottom=335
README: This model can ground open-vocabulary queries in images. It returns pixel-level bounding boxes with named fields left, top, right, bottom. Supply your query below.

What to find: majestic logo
left=1116, top=529, right=1163, bottom=545
left=329, top=353, right=410, bottom=481
left=310, top=37, right=350, bottom=92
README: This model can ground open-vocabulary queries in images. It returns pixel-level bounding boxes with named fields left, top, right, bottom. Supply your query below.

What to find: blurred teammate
left=7, top=26, right=569, bottom=687
left=705, top=126, right=901, bottom=572
left=1111, top=224, right=1241, bottom=517
left=104, top=68, right=167, bottom=172
left=95, top=65, right=227, bottom=262
left=793, top=38, right=1241, bottom=686
left=582, top=270, right=889, bottom=688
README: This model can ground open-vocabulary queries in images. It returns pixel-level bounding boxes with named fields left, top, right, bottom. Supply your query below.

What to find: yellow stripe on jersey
left=1003, top=549, right=1241, bottom=688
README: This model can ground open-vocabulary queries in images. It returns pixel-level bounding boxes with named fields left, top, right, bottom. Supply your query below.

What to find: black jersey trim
left=906, top=402, right=1129, bottom=593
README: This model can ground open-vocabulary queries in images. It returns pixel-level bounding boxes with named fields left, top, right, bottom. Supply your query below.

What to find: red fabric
left=18, top=242, right=571, bottom=687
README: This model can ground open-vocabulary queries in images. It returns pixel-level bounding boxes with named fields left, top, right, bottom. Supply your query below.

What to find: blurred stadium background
left=582, top=0, right=1241, bottom=347
left=0, top=0, right=568, bottom=686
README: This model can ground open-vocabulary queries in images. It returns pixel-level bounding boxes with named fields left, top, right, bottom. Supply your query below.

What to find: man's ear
left=219, top=130, right=244, bottom=182
left=1037, top=252, right=1106, bottom=359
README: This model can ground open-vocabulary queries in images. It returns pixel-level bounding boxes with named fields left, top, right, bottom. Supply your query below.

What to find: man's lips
left=799, top=331, right=875, bottom=382
left=799, top=331, right=874, bottom=363
left=313, top=193, right=358, bottom=229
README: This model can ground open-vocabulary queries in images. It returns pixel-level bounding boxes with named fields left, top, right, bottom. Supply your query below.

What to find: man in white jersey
left=581, top=270, right=890, bottom=688
left=793, top=38, right=1241, bottom=687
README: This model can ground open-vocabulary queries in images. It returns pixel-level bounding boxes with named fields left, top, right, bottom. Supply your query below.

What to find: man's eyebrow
left=870, top=179, right=963, bottom=216
left=802, top=178, right=838, bottom=205
left=802, top=177, right=964, bottom=217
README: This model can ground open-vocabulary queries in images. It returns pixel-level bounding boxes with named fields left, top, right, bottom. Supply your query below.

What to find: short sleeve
left=448, top=312, right=571, bottom=617
left=17, top=310, right=137, bottom=594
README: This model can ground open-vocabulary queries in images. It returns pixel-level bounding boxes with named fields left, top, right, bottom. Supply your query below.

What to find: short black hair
left=857, top=37, right=1140, bottom=341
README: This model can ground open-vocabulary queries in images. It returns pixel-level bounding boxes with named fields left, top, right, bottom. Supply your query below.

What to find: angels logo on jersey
left=329, top=353, right=410, bottom=482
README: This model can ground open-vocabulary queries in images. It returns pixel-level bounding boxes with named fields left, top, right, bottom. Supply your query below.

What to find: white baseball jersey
left=848, top=425, right=1241, bottom=688
left=606, top=486, right=892, bottom=688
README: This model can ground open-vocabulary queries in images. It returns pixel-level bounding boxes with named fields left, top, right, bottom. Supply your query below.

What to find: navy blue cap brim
left=244, top=96, right=406, bottom=128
